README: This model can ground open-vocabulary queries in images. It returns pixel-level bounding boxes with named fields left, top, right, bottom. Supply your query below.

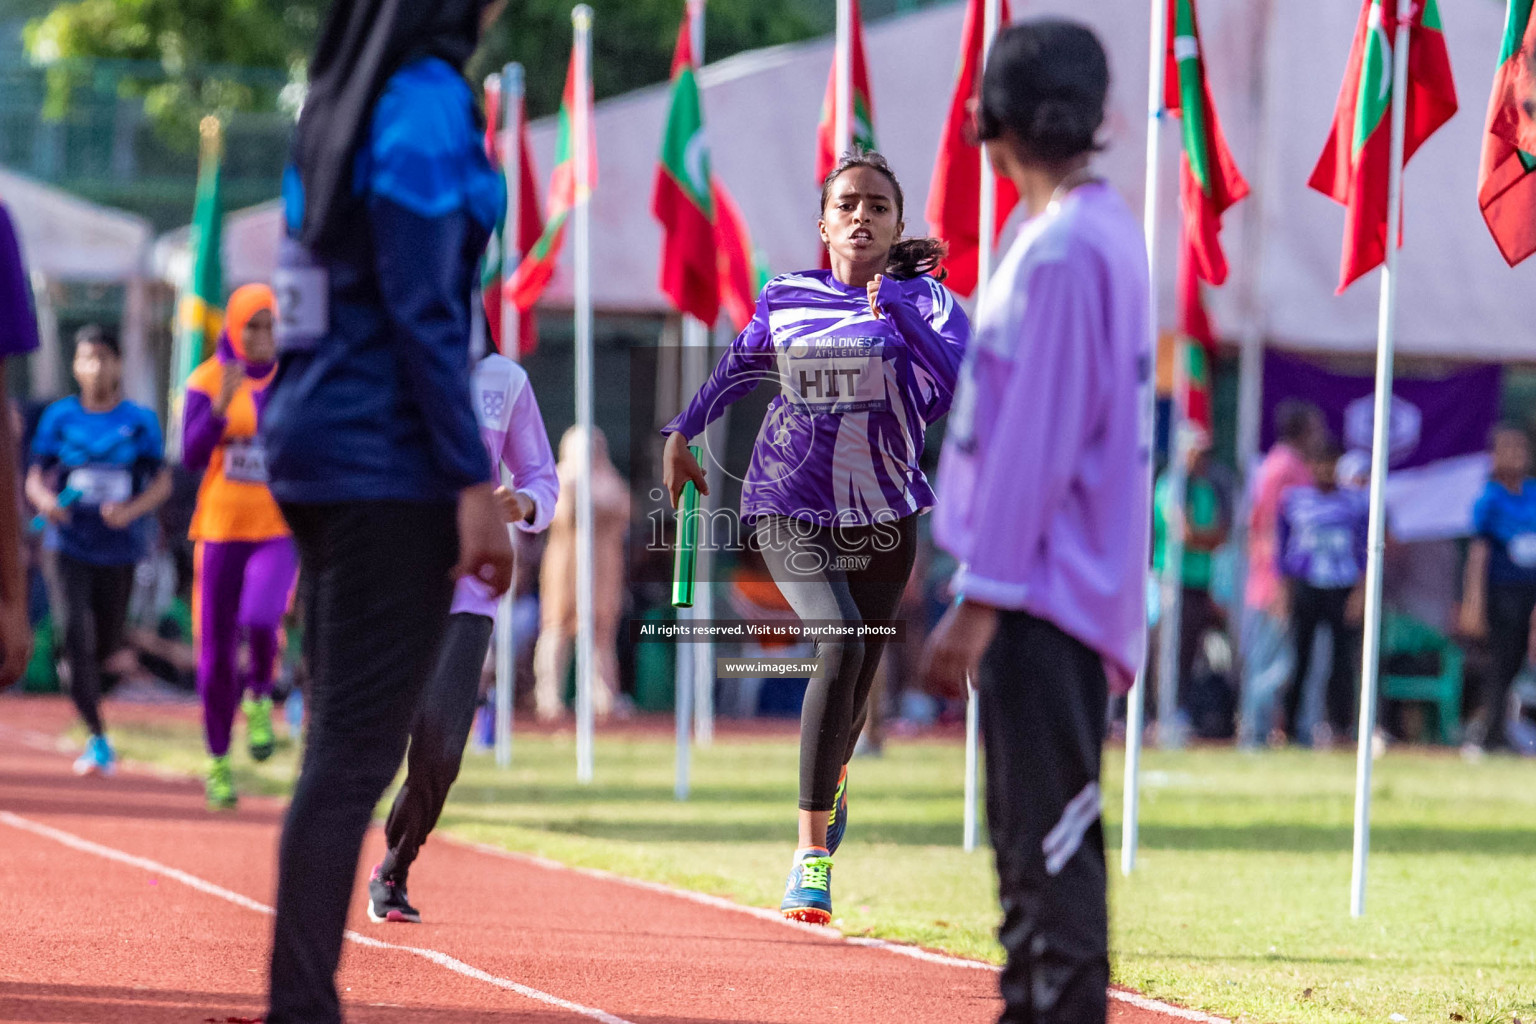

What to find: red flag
left=1165, top=0, right=1248, bottom=287
left=815, top=0, right=878, bottom=185
left=482, top=77, right=542, bottom=356
left=1478, top=0, right=1536, bottom=266
left=713, top=180, right=769, bottom=333
left=1308, top=0, right=1458, bottom=293
left=1175, top=234, right=1215, bottom=432
left=652, top=17, right=720, bottom=324
left=508, top=43, right=597, bottom=313
left=925, top=0, right=1018, bottom=297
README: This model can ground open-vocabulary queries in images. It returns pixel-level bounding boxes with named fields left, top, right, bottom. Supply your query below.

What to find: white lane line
left=0, top=722, right=1230, bottom=1023
left=0, top=810, right=635, bottom=1024
left=452, top=839, right=1232, bottom=1021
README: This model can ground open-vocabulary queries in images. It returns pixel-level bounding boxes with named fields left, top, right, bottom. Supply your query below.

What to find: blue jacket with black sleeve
left=262, top=56, right=503, bottom=505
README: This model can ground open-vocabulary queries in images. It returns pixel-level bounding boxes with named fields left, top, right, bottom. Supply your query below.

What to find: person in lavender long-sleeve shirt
left=368, top=350, right=558, bottom=925
left=921, top=21, right=1148, bottom=1023
left=0, top=201, right=40, bottom=689
left=662, top=151, right=969, bottom=926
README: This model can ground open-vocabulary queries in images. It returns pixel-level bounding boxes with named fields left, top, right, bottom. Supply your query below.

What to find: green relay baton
left=672, top=445, right=702, bottom=608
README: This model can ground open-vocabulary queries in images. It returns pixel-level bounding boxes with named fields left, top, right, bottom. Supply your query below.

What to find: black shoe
left=367, top=863, right=421, bottom=923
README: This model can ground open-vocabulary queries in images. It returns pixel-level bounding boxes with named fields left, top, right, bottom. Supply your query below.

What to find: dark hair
left=1274, top=399, right=1320, bottom=444
left=1312, top=435, right=1343, bottom=463
left=73, top=324, right=120, bottom=358
left=977, top=19, right=1108, bottom=164
left=819, top=149, right=947, bottom=280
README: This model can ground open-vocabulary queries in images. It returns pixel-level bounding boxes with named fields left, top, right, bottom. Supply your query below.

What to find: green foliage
left=24, top=0, right=321, bottom=146
left=472, top=0, right=827, bottom=118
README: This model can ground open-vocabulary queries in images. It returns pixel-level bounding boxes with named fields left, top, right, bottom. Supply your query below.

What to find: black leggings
left=267, top=501, right=458, bottom=1024
left=381, top=611, right=496, bottom=882
left=754, top=514, right=917, bottom=813
left=57, top=554, right=135, bottom=737
left=1483, top=582, right=1536, bottom=749
left=1284, top=582, right=1359, bottom=739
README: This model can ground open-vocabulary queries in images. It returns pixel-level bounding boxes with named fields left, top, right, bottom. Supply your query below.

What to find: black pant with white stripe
left=981, top=610, right=1110, bottom=1024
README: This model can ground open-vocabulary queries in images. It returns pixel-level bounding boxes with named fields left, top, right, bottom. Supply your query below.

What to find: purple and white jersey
left=451, top=353, right=559, bottom=618
left=1277, top=485, right=1370, bottom=590
left=664, top=270, right=968, bottom=526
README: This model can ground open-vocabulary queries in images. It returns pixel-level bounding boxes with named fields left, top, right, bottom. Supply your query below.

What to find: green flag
left=177, top=116, right=224, bottom=388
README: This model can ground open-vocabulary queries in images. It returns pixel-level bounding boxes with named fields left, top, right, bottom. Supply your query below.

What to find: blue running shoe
left=780, top=848, right=833, bottom=925
left=72, top=735, right=116, bottom=777
left=825, top=766, right=850, bottom=855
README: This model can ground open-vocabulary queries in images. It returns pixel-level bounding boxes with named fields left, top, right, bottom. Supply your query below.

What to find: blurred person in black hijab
left=260, top=1, right=513, bottom=1021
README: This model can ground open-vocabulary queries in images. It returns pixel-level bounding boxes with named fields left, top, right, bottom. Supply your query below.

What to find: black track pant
left=982, top=611, right=1109, bottom=1024
left=57, top=553, right=134, bottom=737
left=266, top=501, right=458, bottom=1024
left=1283, top=582, right=1359, bottom=740
left=380, top=611, right=496, bottom=882
left=1482, top=582, right=1536, bottom=749
left=754, top=514, right=917, bottom=813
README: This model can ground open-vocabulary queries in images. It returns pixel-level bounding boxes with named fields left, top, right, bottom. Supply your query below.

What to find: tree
left=25, top=0, right=323, bottom=146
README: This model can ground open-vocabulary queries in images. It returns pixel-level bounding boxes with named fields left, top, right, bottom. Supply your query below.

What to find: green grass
left=102, top=715, right=1536, bottom=1024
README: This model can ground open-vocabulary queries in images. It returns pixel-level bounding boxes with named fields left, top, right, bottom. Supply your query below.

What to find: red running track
left=0, top=696, right=1227, bottom=1024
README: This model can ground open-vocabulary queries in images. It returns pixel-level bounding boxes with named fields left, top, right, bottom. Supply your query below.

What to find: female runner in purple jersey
left=662, top=150, right=970, bottom=924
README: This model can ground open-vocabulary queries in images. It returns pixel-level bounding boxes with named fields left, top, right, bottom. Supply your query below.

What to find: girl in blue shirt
left=1461, top=424, right=1536, bottom=752
left=260, top=3, right=513, bottom=1021
left=26, top=326, right=172, bottom=776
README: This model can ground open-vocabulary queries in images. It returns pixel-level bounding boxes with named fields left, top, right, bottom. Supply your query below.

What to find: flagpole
left=686, top=0, right=716, bottom=752
left=1123, top=0, right=1171, bottom=878
left=962, top=0, right=1003, bottom=855
left=572, top=3, right=597, bottom=786
left=1351, top=9, right=1410, bottom=920
left=835, top=0, right=852, bottom=157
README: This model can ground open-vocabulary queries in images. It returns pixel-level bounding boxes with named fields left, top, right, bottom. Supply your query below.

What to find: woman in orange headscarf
left=182, top=284, right=297, bottom=809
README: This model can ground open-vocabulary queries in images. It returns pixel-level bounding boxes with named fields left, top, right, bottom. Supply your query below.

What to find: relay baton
left=671, top=445, right=702, bottom=608
left=30, top=487, right=81, bottom=534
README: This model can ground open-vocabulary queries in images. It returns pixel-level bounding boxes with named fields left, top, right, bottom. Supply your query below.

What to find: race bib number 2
left=273, top=237, right=330, bottom=353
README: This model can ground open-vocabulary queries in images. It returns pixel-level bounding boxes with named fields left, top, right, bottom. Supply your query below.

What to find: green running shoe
left=206, top=755, right=237, bottom=811
left=780, top=848, right=833, bottom=925
left=244, top=696, right=275, bottom=762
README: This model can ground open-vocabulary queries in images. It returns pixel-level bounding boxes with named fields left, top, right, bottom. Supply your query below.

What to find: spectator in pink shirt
left=1238, top=400, right=1324, bottom=747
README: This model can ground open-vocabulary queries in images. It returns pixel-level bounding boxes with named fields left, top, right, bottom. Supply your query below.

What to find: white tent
left=0, top=165, right=155, bottom=402
left=169, top=0, right=1536, bottom=361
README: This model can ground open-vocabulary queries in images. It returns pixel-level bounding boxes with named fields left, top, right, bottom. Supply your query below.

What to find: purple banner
left=1261, top=350, right=1500, bottom=471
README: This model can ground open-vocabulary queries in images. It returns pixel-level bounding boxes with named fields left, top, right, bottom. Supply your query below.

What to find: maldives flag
left=1478, top=0, right=1536, bottom=266
left=482, top=76, right=543, bottom=355
left=925, top=0, right=1018, bottom=297
left=508, top=43, right=597, bottom=312
left=652, top=18, right=719, bottom=324
left=1309, top=0, right=1458, bottom=293
left=815, top=0, right=877, bottom=185
left=714, top=179, right=770, bottom=332
left=1176, top=230, right=1215, bottom=432
left=1166, top=0, right=1248, bottom=287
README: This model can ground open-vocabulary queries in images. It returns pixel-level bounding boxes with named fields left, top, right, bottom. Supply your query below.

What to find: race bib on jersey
left=777, top=336, right=888, bottom=415
left=1508, top=533, right=1536, bottom=569
left=223, top=439, right=270, bottom=484
left=273, top=239, right=330, bottom=353
left=67, top=466, right=132, bottom=507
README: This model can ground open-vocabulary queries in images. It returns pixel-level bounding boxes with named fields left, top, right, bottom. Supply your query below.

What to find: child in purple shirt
left=1277, top=439, right=1369, bottom=744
